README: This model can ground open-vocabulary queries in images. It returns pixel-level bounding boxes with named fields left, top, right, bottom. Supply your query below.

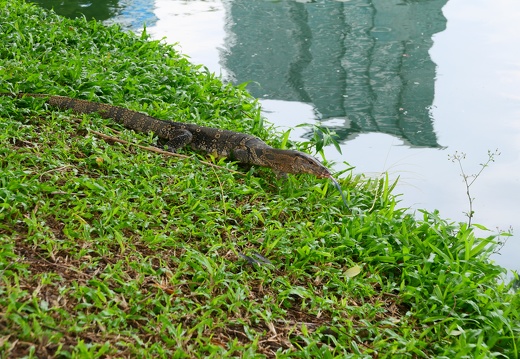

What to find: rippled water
left=30, top=0, right=520, bottom=273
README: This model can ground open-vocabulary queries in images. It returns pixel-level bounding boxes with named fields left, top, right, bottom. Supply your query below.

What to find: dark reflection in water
left=224, top=0, right=448, bottom=148
left=30, top=0, right=118, bottom=20
left=29, top=0, right=157, bottom=29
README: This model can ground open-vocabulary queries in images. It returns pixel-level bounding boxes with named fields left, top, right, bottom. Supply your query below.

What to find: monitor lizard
left=1, top=93, right=348, bottom=207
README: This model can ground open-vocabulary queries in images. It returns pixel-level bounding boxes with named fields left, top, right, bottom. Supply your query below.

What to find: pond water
left=31, top=0, right=520, bottom=273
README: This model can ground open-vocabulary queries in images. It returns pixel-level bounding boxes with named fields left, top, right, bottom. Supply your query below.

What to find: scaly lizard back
left=1, top=93, right=333, bottom=179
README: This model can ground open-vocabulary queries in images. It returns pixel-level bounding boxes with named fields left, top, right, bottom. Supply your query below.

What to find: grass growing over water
left=1, top=0, right=519, bottom=357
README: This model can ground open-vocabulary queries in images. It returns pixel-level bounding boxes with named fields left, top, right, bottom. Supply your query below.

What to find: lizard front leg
left=157, top=128, right=193, bottom=152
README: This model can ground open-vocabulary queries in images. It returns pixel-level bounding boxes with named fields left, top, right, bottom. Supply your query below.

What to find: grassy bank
left=1, top=0, right=518, bottom=357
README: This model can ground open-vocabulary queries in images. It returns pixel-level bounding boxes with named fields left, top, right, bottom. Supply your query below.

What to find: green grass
left=1, top=0, right=519, bottom=357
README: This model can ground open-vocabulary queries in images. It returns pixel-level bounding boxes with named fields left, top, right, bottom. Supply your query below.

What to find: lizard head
left=288, top=150, right=332, bottom=178
left=259, top=149, right=332, bottom=179
left=249, top=147, right=348, bottom=208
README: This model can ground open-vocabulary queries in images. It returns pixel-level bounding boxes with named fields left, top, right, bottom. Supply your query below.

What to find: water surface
left=30, top=0, right=158, bottom=29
